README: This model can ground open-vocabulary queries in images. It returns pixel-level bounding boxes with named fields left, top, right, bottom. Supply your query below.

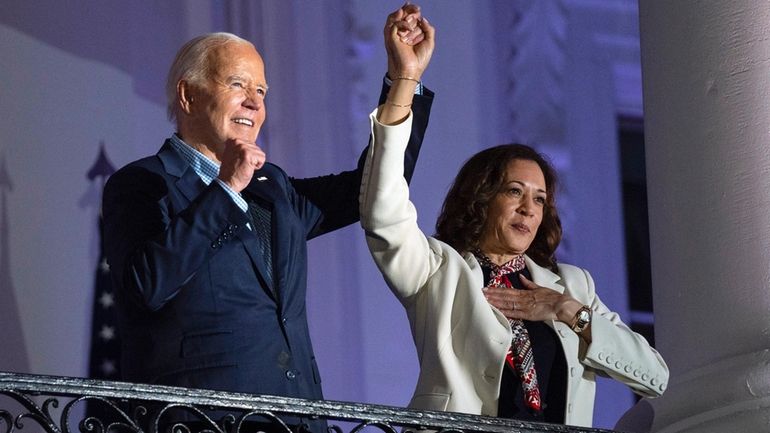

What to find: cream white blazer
left=359, top=110, right=669, bottom=427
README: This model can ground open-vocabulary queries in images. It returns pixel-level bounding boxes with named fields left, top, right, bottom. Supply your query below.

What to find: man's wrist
left=384, top=73, right=423, bottom=95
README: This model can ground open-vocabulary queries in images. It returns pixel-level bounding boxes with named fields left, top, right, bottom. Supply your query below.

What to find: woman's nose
left=517, top=196, right=535, bottom=216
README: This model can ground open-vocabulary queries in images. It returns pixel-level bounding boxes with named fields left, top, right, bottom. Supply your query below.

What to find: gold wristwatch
left=570, top=305, right=592, bottom=333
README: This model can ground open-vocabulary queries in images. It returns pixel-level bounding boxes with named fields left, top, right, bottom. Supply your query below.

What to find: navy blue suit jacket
left=102, top=84, right=433, bottom=410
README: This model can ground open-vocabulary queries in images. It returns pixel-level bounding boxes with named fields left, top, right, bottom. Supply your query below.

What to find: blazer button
left=606, top=356, right=614, bottom=364
left=569, top=367, right=575, bottom=377
left=642, top=373, right=650, bottom=381
left=633, top=370, right=641, bottom=378
left=651, top=377, right=658, bottom=386
left=625, top=365, right=633, bottom=373
left=598, top=352, right=605, bottom=361
left=286, top=370, right=298, bottom=380
left=615, top=361, right=622, bottom=369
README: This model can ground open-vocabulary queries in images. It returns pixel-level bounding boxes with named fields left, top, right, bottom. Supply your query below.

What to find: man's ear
left=177, top=80, right=195, bottom=115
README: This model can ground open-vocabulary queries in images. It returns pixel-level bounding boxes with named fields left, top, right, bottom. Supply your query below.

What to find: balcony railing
left=0, top=372, right=620, bottom=433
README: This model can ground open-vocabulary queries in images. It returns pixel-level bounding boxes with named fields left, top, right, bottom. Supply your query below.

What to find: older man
left=102, top=5, right=433, bottom=429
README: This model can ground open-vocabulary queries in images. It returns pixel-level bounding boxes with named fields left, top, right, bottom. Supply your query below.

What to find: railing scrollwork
left=0, top=372, right=619, bottom=433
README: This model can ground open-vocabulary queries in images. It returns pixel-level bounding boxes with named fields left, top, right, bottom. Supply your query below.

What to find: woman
left=363, top=22, right=668, bottom=426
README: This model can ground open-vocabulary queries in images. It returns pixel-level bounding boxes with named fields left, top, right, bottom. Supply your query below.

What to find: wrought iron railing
left=0, top=372, right=620, bottom=433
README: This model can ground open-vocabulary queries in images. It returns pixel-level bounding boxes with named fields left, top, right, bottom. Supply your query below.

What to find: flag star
left=100, top=359, right=117, bottom=376
left=98, top=291, right=115, bottom=309
left=99, top=325, right=115, bottom=341
left=100, top=257, right=110, bottom=273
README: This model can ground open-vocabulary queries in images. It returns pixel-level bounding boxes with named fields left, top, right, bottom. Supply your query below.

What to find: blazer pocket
left=181, top=330, right=235, bottom=357
left=410, top=393, right=450, bottom=411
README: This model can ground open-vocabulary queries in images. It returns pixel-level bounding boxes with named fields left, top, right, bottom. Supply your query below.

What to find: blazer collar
left=156, top=139, right=207, bottom=203
left=157, top=139, right=188, bottom=177
left=524, top=255, right=565, bottom=294
left=464, top=252, right=565, bottom=294
left=158, top=139, right=277, bottom=204
left=463, top=251, right=484, bottom=283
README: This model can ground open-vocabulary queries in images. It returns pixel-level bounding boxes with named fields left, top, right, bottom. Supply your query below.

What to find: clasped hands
left=385, top=3, right=434, bottom=82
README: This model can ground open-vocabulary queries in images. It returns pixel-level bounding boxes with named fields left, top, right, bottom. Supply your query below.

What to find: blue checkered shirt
left=168, top=134, right=249, bottom=213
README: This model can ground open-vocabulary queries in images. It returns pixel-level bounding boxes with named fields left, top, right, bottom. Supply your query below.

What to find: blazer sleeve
left=290, top=81, right=434, bottom=240
left=564, top=265, right=670, bottom=397
left=359, top=109, right=444, bottom=303
left=102, top=165, right=252, bottom=311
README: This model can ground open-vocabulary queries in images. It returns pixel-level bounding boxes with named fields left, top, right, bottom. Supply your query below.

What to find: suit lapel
left=525, top=255, right=564, bottom=294
left=464, top=252, right=512, bottom=330
left=157, top=140, right=208, bottom=204
left=235, top=224, right=278, bottom=302
left=157, top=141, right=279, bottom=302
left=464, top=252, right=565, bottom=292
left=464, top=251, right=485, bottom=287
left=242, top=172, right=284, bottom=302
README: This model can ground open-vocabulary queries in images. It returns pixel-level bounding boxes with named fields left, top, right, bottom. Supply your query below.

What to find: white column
left=563, top=3, right=635, bottom=427
left=637, top=2, right=770, bottom=432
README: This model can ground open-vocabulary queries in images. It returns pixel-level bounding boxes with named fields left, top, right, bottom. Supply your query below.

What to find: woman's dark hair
left=435, top=144, right=562, bottom=272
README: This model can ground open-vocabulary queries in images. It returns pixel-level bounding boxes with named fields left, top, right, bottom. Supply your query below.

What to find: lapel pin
left=256, top=176, right=268, bottom=181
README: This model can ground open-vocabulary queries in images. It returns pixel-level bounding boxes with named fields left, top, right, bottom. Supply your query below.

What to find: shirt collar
left=168, top=133, right=220, bottom=185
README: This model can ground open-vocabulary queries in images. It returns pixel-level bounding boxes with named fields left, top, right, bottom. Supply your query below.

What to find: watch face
left=572, top=307, right=591, bottom=332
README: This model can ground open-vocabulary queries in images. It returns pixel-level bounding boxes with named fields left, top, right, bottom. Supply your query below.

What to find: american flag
left=87, top=220, right=120, bottom=380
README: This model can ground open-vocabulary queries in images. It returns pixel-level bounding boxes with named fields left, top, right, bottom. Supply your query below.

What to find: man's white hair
left=166, top=32, right=251, bottom=122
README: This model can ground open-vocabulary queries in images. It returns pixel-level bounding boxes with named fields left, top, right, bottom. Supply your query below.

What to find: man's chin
left=228, top=133, right=259, bottom=145
left=222, top=134, right=257, bottom=145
